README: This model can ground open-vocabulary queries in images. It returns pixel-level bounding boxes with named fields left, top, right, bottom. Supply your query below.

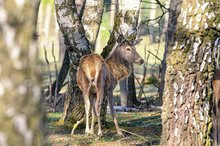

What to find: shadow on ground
left=47, top=111, right=162, bottom=146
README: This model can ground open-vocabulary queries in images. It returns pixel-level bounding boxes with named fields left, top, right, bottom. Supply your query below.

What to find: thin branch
left=120, top=128, right=146, bottom=139
left=134, top=73, right=148, bottom=99
left=51, top=42, right=59, bottom=106
left=138, top=48, right=150, bottom=99
left=155, top=0, right=169, bottom=11
left=44, top=46, right=53, bottom=99
left=147, top=50, right=162, bottom=62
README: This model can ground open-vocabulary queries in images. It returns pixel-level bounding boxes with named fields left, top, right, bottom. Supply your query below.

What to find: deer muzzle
left=136, top=58, right=144, bottom=65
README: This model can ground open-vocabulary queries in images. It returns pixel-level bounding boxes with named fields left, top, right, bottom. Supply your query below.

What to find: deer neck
left=106, top=56, right=131, bottom=83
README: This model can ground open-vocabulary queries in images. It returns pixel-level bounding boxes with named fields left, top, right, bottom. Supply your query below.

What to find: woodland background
left=0, top=0, right=219, bottom=146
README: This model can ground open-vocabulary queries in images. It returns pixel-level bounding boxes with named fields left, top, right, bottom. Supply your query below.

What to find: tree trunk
left=159, top=0, right=179, bottom=105
left=82, top=0, right=104, bottom=51
left=161, top=0, right=220, bottom=145
left=101, top=0, right=141, bottom=58
left=59, top=30, right=66, bottom=62
left=54, top=0, right=91, bottom=126
left=149, top=0, right=157, bottom=44
left=55, top=0, right=105, bottom=127
left=101, top=0, right=141, bottom=109
left=49, top=0, right=104, bottom=100
left=127, top=70, right=140, bottom=107
left=122, top=1, right=141, bottom=107
left=119, top=79, right=128, bottom=109
left=0, top=1, right=46, bottom=146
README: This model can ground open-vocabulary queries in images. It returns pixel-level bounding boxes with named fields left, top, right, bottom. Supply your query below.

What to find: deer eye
left=126, top=47, right=131, bottom=51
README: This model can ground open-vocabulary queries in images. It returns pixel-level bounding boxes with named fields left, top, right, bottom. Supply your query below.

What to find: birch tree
left=54, top=0, right=104, bottom=126
left=101, top=0, right=141, bottom=109
left=159, top=0, right=179, bottom=104
left=48, top=0, right=104, bottom=99
left=161, top=0, right=220, bottom=145
left=0, top=1, right=46, bottom=146
left=149, top=0, right=157, bottom=44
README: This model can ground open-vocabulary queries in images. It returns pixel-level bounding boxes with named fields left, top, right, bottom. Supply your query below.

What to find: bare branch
left=51, top=42, right=59, bottom=105
left=147, top=50, right=162, bottom=62
left=120, top=128, right=147, bottom=139
left=44, top=46, right=53, bottom=99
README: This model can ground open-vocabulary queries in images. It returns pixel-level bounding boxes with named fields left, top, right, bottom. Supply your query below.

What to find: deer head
left=114, top=33, right=144, bottom=65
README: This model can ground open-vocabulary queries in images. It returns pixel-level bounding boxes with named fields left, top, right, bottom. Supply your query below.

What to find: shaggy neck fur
left=106, top=46, right=131, bottom=83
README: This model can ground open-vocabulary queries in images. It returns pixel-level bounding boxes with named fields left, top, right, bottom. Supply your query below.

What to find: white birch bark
left=161, top=0, right=220, bottom=145
left=0, top=1, right=46, bottom=146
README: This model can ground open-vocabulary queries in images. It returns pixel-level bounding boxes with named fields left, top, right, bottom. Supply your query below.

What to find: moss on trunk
left=161, top=0, right=220, bottom=145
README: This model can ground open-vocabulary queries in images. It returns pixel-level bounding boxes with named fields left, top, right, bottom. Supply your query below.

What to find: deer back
left=77, top=54, right=110, bottom=91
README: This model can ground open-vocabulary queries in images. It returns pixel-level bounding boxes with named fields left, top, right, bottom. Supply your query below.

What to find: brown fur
left=213, top=69, right=220, bottom=116
left=77, top=41, right=144, bottom=136
left=212, top=69, right=220, bottom=144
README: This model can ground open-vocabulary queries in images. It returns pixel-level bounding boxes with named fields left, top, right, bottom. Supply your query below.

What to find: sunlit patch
left=15, top=0, right=26, bottom=7
left=0, top=7, right=7, bottom=23
left=0, top=83, right=5, bottom=98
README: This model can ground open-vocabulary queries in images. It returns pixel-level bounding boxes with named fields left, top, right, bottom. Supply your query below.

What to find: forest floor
left=47, top=110, right=162, bottom=146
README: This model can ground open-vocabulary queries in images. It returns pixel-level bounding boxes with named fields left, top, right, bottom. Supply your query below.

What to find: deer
left=213, top=69, right=220, bottom=118
left=76, top=34, right=144, bottom=136
left=212, top=38, right=220, bottom=145
left=212, top=69, right=220, bottom=145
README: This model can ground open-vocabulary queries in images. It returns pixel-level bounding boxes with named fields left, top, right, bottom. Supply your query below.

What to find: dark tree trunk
left=161, top=0, right=220, bottom=145
left=127, top=71, right=139, bottom=107
left=120, top=79, right=128, bottom=108
left=45, top=50, right=69, bottom=97
left=0, top=0, right=46, bottom=145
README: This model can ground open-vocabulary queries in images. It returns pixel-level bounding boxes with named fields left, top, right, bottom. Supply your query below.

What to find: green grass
left=47, top=111, right=162, bottom=145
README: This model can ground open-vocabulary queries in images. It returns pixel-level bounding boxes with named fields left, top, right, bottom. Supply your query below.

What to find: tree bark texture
left=159, top=0, right=181, bottom=105
left=55, top=0, right=105, bottom=127
left=0, top=1, right=46, bottom=146
left=82, top=0, right=104, bottom=50
left=161, top=0, right=220, bottom=146
left=101, top=0, right=141, bottom=58
left=49, top=0, right=104, bottom=99
left=54, top=0, right=91, bottom=126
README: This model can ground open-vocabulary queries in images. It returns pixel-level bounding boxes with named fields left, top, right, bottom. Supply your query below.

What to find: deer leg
left=95, top=88, right=104, bottom=136
left=217, top=98, right=220, bottom=144
left=108, top=91, right=123, bottom=136
left=90, top=97, right=95, bottom=135
left=84, top=93, right=90, bottom=134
